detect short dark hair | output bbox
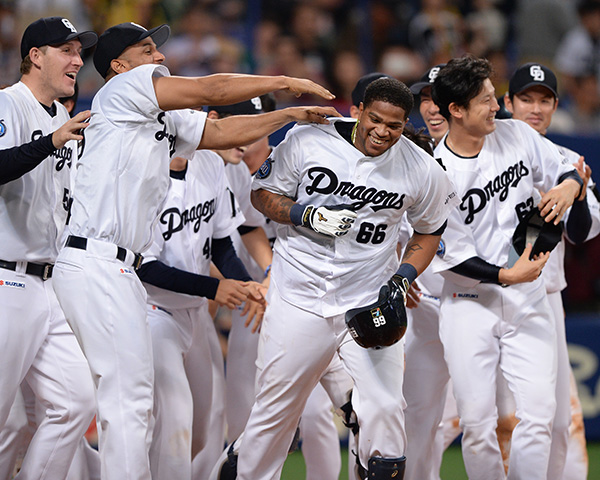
[432,54,493,120]
[363,77,414,119]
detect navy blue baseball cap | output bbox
[509,63,558,99]
[21,17,97,59]
[208,97,264,116]
[351,73,390,107]
[93,22,170,78]
[410,64,446,95]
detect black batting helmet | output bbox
[345,281,408,349]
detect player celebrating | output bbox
[0,16,98,479]
[51,21,340,480]
[503,62,600,480]
[238,77,459,480]
[136,149,264,480]
[430,55,582,479]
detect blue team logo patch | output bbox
[436,239,445,257]
[256,157,272,179]
[0,120,6,137]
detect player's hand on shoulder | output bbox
[285,106,342,125]
[52,110,91,149]
[302,204,357,237]
[499,243,549,285]
[282,76,335,100]
[214,279,252,309]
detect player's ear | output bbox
[207,110,219,120]
[504,93,514,114]
[110,58,128,75]
[28,47,43,68]
[448,102,462,119]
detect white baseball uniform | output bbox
[141,149,241,480]
[432,119,577,480]
[52,63,207,480]
[224,160,348,480]
[400,216,454,480]
[238,117,458,479]
[493,139,600,480]
[0,81,96,479]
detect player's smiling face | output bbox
[505,86,557,135]
[355,100,407,157]
[117,38,165,71]
[419,86,447,144]
[460,78,499,137]
[38,40,83,99]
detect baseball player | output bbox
[430,55,583,479]
[401,64,460,480]
[210,98,349,480]
[502,62,600,479]
[136,149,264,480]
[0,16,98,479]
[50,20,339,480]
[238,77,459,480]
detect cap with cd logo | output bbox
[409,64,446,95]
[21,17,98,59]
[93,22,170,78]
[509,63,558,98]
[208,97,264,116]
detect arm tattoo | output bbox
[402,240,423,262]
[252,189,296,225]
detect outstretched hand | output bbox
[241,281,267,333]
[286,106,342,125]
[52,110,91,149]
[499,243,549,285]
[283,76,336,100]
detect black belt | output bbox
[0,259,53,280]
[65,235,144,270]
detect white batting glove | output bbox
[302,204,357,237]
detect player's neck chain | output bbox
[351,120,359,146]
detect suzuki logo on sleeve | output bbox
[530,65,545,82]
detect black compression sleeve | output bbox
[566,198,592,244]
[212,236,252,281]
[136,260,220,299]
[238,225,258,236]
[415,220,447,236]
[0,134,55,185]
[450,256,501,284]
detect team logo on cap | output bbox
[251,97,262,111]
[530,65,545,82]
[0,120,5,137]
[428,67,441,83]
[61,18,77,33]
[256,157,272,179]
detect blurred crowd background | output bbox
[2,0,599,311]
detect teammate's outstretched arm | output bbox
[198,106,341,150]
[153,74,335,111]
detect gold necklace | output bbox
[351,120,359,145]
